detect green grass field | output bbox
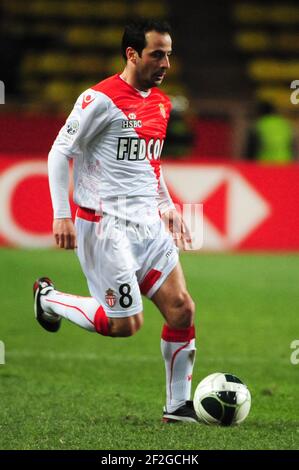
[0,249,298,450]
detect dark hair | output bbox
[121,19,171,61]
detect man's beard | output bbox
[136,70,159,91]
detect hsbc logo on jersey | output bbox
[122,119,142,129]
[117,137,164,161]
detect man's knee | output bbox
[169,292,195,329]
[109,312,144,337]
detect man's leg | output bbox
[34,277,143,337]
[151,262,197,420]
[35,211,145,338]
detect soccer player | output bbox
[33,20,198,423]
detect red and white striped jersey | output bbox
[51,74,172,224]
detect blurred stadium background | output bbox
[0,0,299,249]
[0,0,299,450]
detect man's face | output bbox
[134,31,172,90]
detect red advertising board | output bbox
[0,155,298,250]
[162,161,299,251]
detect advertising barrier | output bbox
[0,155,298,250]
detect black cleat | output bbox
[33,277,61,333]
[162,400,199,423]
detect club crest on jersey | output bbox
[159,103,166,118]
[105,288,117,308]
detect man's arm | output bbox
[48,88,110,249]
[158,169,175,215]
[159,170,192,250]
[48,148,77,249]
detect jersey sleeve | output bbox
[48,148,71,218]
[50,88,111,158]
[158,169,175,215]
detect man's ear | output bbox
[126,47,138,64]
[132,51,139,64]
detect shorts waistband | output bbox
[76,207,101,222]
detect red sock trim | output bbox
[94,306,110,336]
[161,324,195,342]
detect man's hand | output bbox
[53,218,77,250]
[162,209,192,251]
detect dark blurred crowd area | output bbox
[0,0,299,162]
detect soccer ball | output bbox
[193,372,251,426]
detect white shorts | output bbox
[75,207,179,318]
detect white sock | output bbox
[161,325,196,413]
[41,290,100,332]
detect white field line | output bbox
[4,350,291,366]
